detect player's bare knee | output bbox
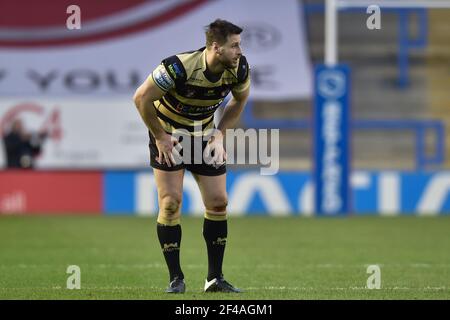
[160,195,181,216]
[206,195,228,213]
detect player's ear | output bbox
[212,42,221,55]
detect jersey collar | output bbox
[201,48,224,83]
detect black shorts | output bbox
[148,131,226,176]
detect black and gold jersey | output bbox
[149,47,250,136]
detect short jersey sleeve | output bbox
[150,55,187,92]
[232,56,251,94]
[151,64,175,92]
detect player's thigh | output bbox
[192,172,227,212]
[154,168,185,208]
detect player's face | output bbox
[218,34,242,68]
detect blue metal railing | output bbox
[398,9,428,87]
[354,119,444,169]
[238,3,443,170]
[303,4,428,87]
[242,100,445,170]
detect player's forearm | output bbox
[134,95,166,139]
[216,98,246,136]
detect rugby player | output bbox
[133,19,250,293]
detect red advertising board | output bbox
[0,171,102,214]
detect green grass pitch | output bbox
[0,215,449,299]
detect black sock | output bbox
[203,218,227,281]
[157,223,184,282]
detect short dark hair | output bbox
[205,19,243,46]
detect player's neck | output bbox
[205,49,225,75]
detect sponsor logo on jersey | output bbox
[189,77,203,83]
[185,88,196,98]
[153,65,174,91]
[171,101,222,115]
[168,63,184,79]
[205,89,216,97]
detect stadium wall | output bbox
[1,170,450,215]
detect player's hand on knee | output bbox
[213,144,226,168]
[155,133,178,167]
[205,135,226,168]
